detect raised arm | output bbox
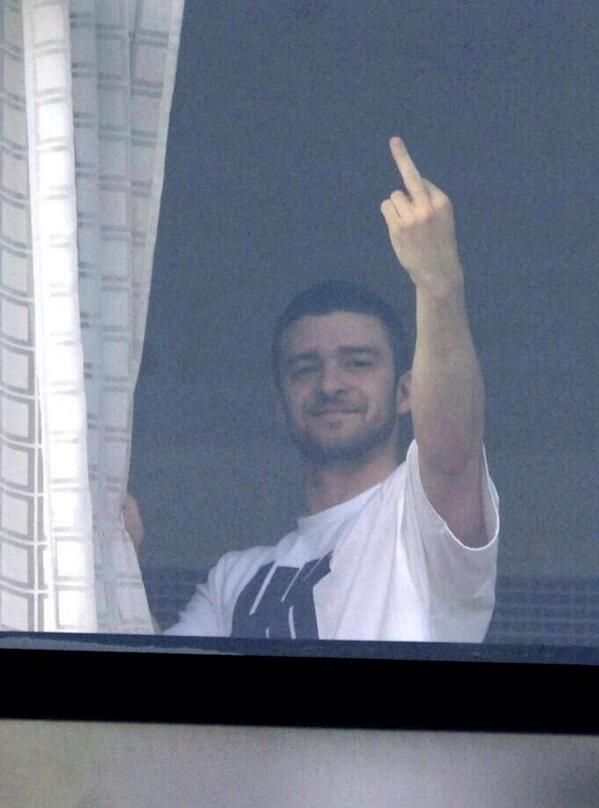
[380,137,486,547]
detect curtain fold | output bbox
[0,0,184,632]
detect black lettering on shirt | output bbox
[231,553,332,639]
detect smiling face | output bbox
[277,311,410,467]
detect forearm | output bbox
[381,137,489,542]
[410,277,485,476]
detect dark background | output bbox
[130,1,597,595]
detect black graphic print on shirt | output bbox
[231,553,332,639]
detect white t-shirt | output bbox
[166,441,499,642]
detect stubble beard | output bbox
[288,409,400,468]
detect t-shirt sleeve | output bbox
[163,570,222,637]
[403,440,500,642]
[162,545,275,637]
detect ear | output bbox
[275,394,287,426]
[395,370,411,415]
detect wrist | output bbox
[414,273,465,306]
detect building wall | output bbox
[0,721,597,807]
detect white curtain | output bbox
[0,0,184,632]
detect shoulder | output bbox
[401,438,499,550]
[368,454,408,505]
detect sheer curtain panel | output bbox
[0,0,184,631]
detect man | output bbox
[132,137,499,641]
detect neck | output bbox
[303,448,399,515]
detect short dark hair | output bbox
[271,279,411,389]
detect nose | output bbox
[317,362,347,396]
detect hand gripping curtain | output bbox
[0,0,184,632]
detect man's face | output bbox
[277,312,409,466]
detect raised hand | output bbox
[380,137,463,296]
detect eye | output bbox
[345,358,374,370]
[289,363,318,380]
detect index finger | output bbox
[389,137,428,202]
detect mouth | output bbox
[309,408,362,420]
